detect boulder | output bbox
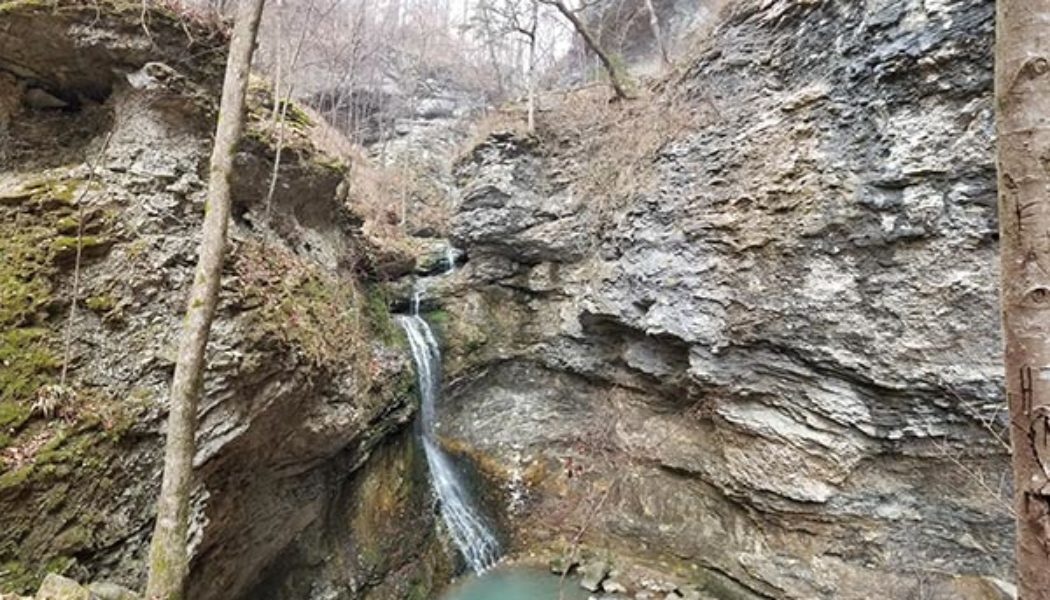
[86,582,139,600]
[579,560,610,592]
[34,575,89,600]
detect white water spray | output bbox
[397,247,501,573]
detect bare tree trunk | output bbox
[266,0,316,214]
[997,2,1050,597]
[642,0,669,68]
[540,0,628,100]
[144,0,266,598]
[478,3,506,99]
[526,0,538,131]
[270,0,284,128]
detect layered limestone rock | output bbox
[0,3,440,599]
[248,429,456,600]
[435,0,1012,598]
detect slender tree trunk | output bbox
[541,0,628,99]
[271,0,284,128]
[642,0,669,68]
[144,0,266,598]
[997,2,1050,597]
[526,0,538,132]
[266,0,316,214]
[481,8,506,100]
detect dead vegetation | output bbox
[0,0,232,41]
[538,83,708,221]
[454,80,712,239]
[233,238,368,371]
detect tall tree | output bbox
[997,1,1050,596]
[474,0,540,128]
[540,0,628,100]
[144,0,266,598]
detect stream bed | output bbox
[438,565,592,600]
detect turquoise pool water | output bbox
[438,566,592,600]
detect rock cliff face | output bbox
[436,0,1011,598]
[0,4,445,599]
[0,0,1017,599]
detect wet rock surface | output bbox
[438,0,1010,598]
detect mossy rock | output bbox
[233,240,380,374]
[362,284,401,347]
[34,573,89,600]
[274,100,313,129]
[0,171,133,595]
[83,295,115,314]
[0,420,134,593]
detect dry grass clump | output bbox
[347,155,411,241]
[537,82,708,222]
[245,77,448,275]
[343,148,454,274]
[143,0,233,35]
[453,81,709,235]
[456,106,535,162]
[243,78,348,171]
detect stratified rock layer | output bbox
[439,1,1011,598]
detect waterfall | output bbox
[445,245,456,272]
[397,255,501,573]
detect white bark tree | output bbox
[144,0,266,598]
[997,1,1050,596]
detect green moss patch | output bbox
[0,175,116,410]
[0,172,125,546]
[0,329,59,421]
[0,418,136,594]
[0,208,62,448]
[242,79,347,176]
[363,284,400,346]
[83,294,116,313]
[275,100,313,129]
[0,176,111,420]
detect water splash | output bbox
[397,261,501,573]
[445,244,457,272]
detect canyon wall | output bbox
[436,0,1012,598]
[0,4,446,598]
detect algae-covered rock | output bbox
[29,575,138,600]
[579,560,609,592]
[246,428,455,600]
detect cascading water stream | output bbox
[397,249,501,573]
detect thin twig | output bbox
[265,0,317,217]
[558,478,617,600]
[934,436,1015,519]
[60,131,114,387]
[938,378,1012,453]
[140,0,154,42]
